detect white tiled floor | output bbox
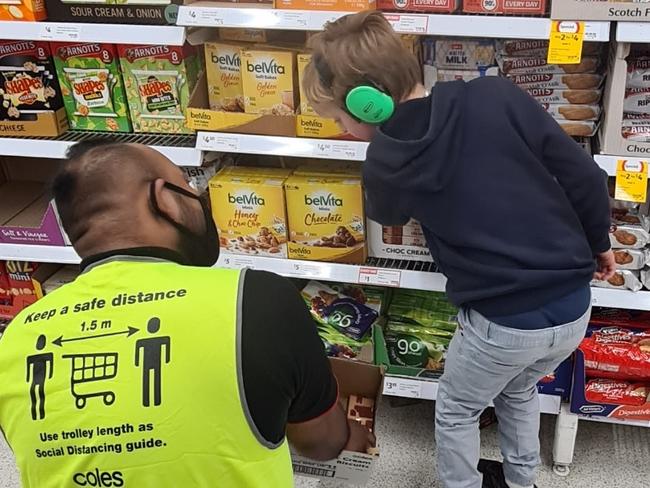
[2,399,650,487]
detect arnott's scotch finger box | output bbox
[51,42,131,132]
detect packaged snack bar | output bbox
[624,87,650,115]
[585,379,650,407]
[556,120,597,137]
[541,104,600,121]
[329,283,386,314]
[301,280,379,341]
[609,224,650,249]
[580,332,650,381]
[433,39,495,70]
[384,321,451,373]
[297,53,316,116]
[622,119,650,142]
[497,55,600,75]
[627,57,650,90]
[118,44,197,134]
[591,270,643,292]
[208,171,289,258]
[51,42,131,132]
[612,207,650,232]
[614,249,650,270]
[204,42,244,112]
[284,174,366,263]
[525,88,601,105]
[387,289,458,330]
[496,40,600,58]
[0,41,64,124]
[509,73,603,90]
[433,67,499,83]
[241,48,296,115]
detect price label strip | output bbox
[358,267,401,287]
[383,14,428,34]
[547,20,584,65]
[384,377,422,399]
[615,159,648,203]
[39,24,81,41]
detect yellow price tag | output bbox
[547,21,585,65]
[615,159,648,203]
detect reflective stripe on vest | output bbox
[0,260,293,488]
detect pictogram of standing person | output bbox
[26,334,54,421]
[135,317,171,407]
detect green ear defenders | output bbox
[313,54,395,125]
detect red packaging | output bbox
[0,262,10,306]
[463,0,546,15]
[590,308,650,329]
[0,261,39,319]
[580,333,650,381]
[377,0,459,12]
[585,379,650,406]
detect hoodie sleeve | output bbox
[363,170,410,226]
[505,81,611,255]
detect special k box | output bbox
[284,174,366,264]
[276,0,375,11]
[51,42,131,132]
[208,171,289,259]
[0,0,47,21]
[241,48,297,116]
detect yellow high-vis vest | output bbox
[0,259,293,488]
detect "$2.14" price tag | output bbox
[547,21,584,65]
[615,159,648,203]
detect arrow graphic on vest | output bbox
[52,327,139,347]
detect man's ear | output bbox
[151,178,182,224]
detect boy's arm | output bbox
[506,81,611,255]
[362,172,410,226]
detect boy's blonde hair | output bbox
[303,11,421,111]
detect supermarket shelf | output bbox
[579,414,650,429]
[0,132,203,166]
[616,22,650,43]
[591,287,650,311]
[0,245,80,265]
[382,376,562,415]
[196,131,369,160]
[0,21,186,45]
[177,7,610,40]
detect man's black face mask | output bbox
[150,181,220,267]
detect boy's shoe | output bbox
[477,459,538,488]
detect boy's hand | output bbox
[344,419,376,454]
[594,250,616,281]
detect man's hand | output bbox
[594,250,616,281]
[344,419,376,454]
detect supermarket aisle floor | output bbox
[1,399,649,487]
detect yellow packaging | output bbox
[241,49,296,115]
[284,175,366,263]
[219,28,267,43]
[297,53,317,116]
[204,42,244,112]
[218,166,294,178]
[293,161,360,177]
[209,173,289,259]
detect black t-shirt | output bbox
[80,249,337,445]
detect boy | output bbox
[302,11,615,488]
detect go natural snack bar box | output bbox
[208,171,289,259]
[118,44,199,134]
[51,42,131,132]
[0,41,67,137]
[284,174,366,264]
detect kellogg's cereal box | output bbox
[284,175,366,264]
[0,0,46,21]
[0,41,65,135]
[241,49,296,116]
[118,44,198,134]
[209,170,289,258]
[51,42,131,132]
[204,42,244,112]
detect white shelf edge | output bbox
[382,376,561,414]
[0,245,80,265]
[616,22,650,43]
[0,21,186,45]
[578,413,650,429]
[0,138,203,167]
[197,132,369,161]
[176,7,609,40]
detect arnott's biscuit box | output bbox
[44,0,182,25]
[284,174,366,264]
[0,41,67,137]
[51,42,131,132]
[118,44,199,134]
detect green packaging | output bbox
[51,42,131,132]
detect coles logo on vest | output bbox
[73,468,124,487]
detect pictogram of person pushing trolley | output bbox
[135,317,171,407]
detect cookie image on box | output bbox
[117,44,198,134]
[51,42,131,132]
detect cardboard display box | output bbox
[187,71,297,136]
[600,42,650,158]
[537,356,573,400]
[463,0,546,15]
[0,0,47,21]
[0,157,69,246]
[377,0,459,13]
[0,261,61,320]
[552,1,650,21]
[292,357,381,485]
[44,0,183,25]
[0,40,68,137]
[367,218,433,262]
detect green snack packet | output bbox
[65,68,117,117]
[388,289,458,329]
[134,69,184,118]
[385,329,447,372]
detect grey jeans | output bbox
[435,306,590,488]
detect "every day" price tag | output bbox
[615,159,648,203]
[547,21,585,65]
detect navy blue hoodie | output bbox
[363,77,610,317]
